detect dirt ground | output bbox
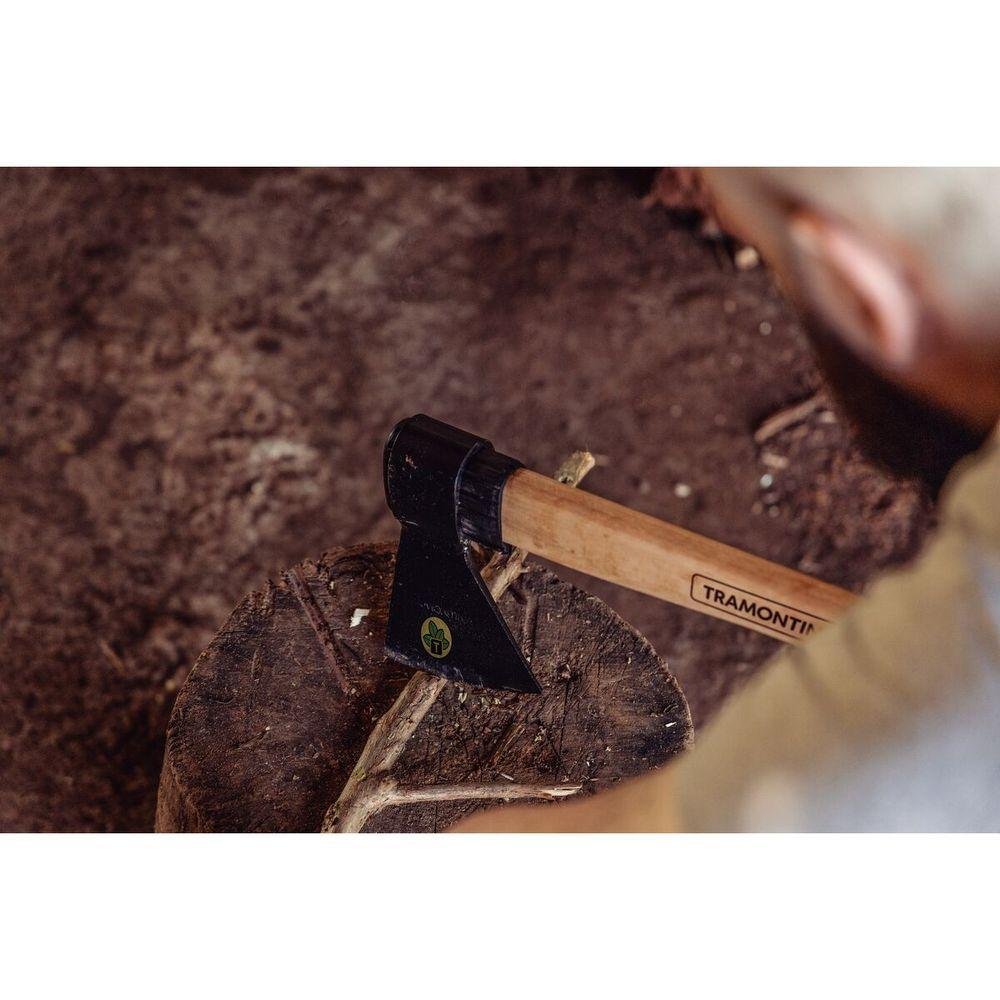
[0,168,935,831]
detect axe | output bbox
[384,414,855,693]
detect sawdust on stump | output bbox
[155,543,692,832]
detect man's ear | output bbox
[787,209,923,373]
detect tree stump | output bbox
[155,543,692,832]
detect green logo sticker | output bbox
[421,617,452,658]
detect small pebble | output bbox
[759,473,774,489]
[758,321,772,335]
[349,607,370,628]
[735,246,760,270]
[674,483,692,499]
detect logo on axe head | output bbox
[421,617,452,658]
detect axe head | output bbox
[383,414,541,694]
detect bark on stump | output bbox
[156,543,692,832]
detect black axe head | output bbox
[382,414,541,694]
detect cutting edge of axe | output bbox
[383,414,857,693]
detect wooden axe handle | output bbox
[502,469,855,643]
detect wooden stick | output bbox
[321,450,596,833]
[333,778,582,833]
[502,469,855,643]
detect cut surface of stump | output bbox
[156,543,692,832]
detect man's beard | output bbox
[801,314,990,497]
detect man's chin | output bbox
[801,316,990,497]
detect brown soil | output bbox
[0,168,935,831]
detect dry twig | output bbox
[322,450,596,833]
[753,391,827,444]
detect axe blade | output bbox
[386,526,541,693]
